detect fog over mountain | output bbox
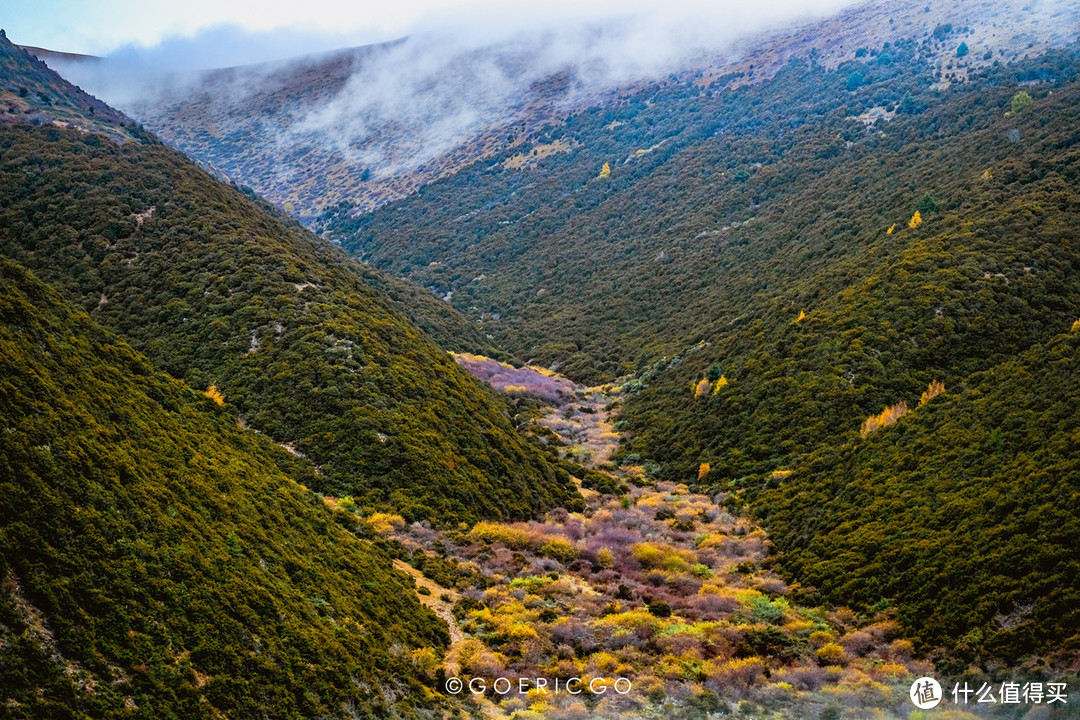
[41,0,858,196]
[35,0,1076,227]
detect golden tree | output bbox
[918,380,945,407]
[204,384,225,405]
[908,211,922,229]
[598,162,611,179]
[860,402,909,436]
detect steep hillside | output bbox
[358,264,511,360]
[0,257,448,718]
[330,42,1080,377]
[0,32,579,524]
[762,328,1080,670]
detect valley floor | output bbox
[327,362,1046,719]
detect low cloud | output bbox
[50,0,862,183]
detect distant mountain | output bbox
[58,0,1079,225]
[0,257,448,717]
[101,36,580,224]
[0,30,579,524]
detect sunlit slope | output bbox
[0,258,448,718]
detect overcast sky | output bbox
[5,0,858,65]
[6,0,429,54]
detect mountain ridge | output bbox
[52,0,1080,224]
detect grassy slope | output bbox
[0,257,448,718]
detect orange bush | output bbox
[816,643,848,665]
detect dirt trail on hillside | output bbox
[392,559,463,644]
[393,559,506,718]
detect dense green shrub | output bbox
[0,258,448,717]
[0,122,580,525]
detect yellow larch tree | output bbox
[918,380,945,407]
[908,210,922,229]
[860,402,909,437]
[204,384,225,405]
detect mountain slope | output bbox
[762,327,1080,668]
[0,257,447,718]
[321,34,1080,666]
[0,32,579,524]
[326,40,1080,382]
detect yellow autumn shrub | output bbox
[468,521,533,548]
[918,380,945,407]
[816,642,848,665]
[367,512,406,535]
[861,401,909,436]
[204,384,225,405]
[539,536,578,563]
[631,542,697,573]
